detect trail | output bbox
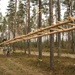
[11,50,75,59]
[30,51,75,59]
[0,48,75,59]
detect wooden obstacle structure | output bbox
[0,17,75,45]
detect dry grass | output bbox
[0,52,75,75]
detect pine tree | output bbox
[57,0,61,57]
[49,0,54,69]
[17,0,26,35]
[0,14,7,39]
[70,0,75,53]
[26,0,30,56]
[63,0,75,53]
[6,0,15,37]
[37,0,42,60]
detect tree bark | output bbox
[37,0,42,60]
[13,0,17,53]
[49,0,54,69]
[26,0,30,56]
[57,0,61,57]
[70,0,75,53]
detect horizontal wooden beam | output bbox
[1,26,75,45]
[9,18,74,40]
[67,23,75,26]
[57,26,65,30]
[0,17,75,45]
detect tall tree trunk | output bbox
[24,1,28,54]
[57,0,61,57]
[13,0,17,52]
[24,40,27,54]
[24,26,27,54]
[67,0,71,49]
[37,0,42,60]
[8,23,10,40]
[14,0,17,38]
[26,0,30,56]
[70,0,75,53]
[72,31,75,53]
[49,0,54,69]
[55,2,58,48]
[61,33,64,48]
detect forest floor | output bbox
[0,49,75,75]
[30,51,75,58]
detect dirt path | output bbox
[0,48,75,59]
[30,51,75,59]
[10,50,75,59]
[0,47,75,59]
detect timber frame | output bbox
[0,16,75,45]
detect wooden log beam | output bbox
[67,23,75,26]
[57,26,65,30]
[2,26,75,45]
[8,18,75,40]
[0,17,75,45]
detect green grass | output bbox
[0,53,75,75]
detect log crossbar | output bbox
[0,17,75,45]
